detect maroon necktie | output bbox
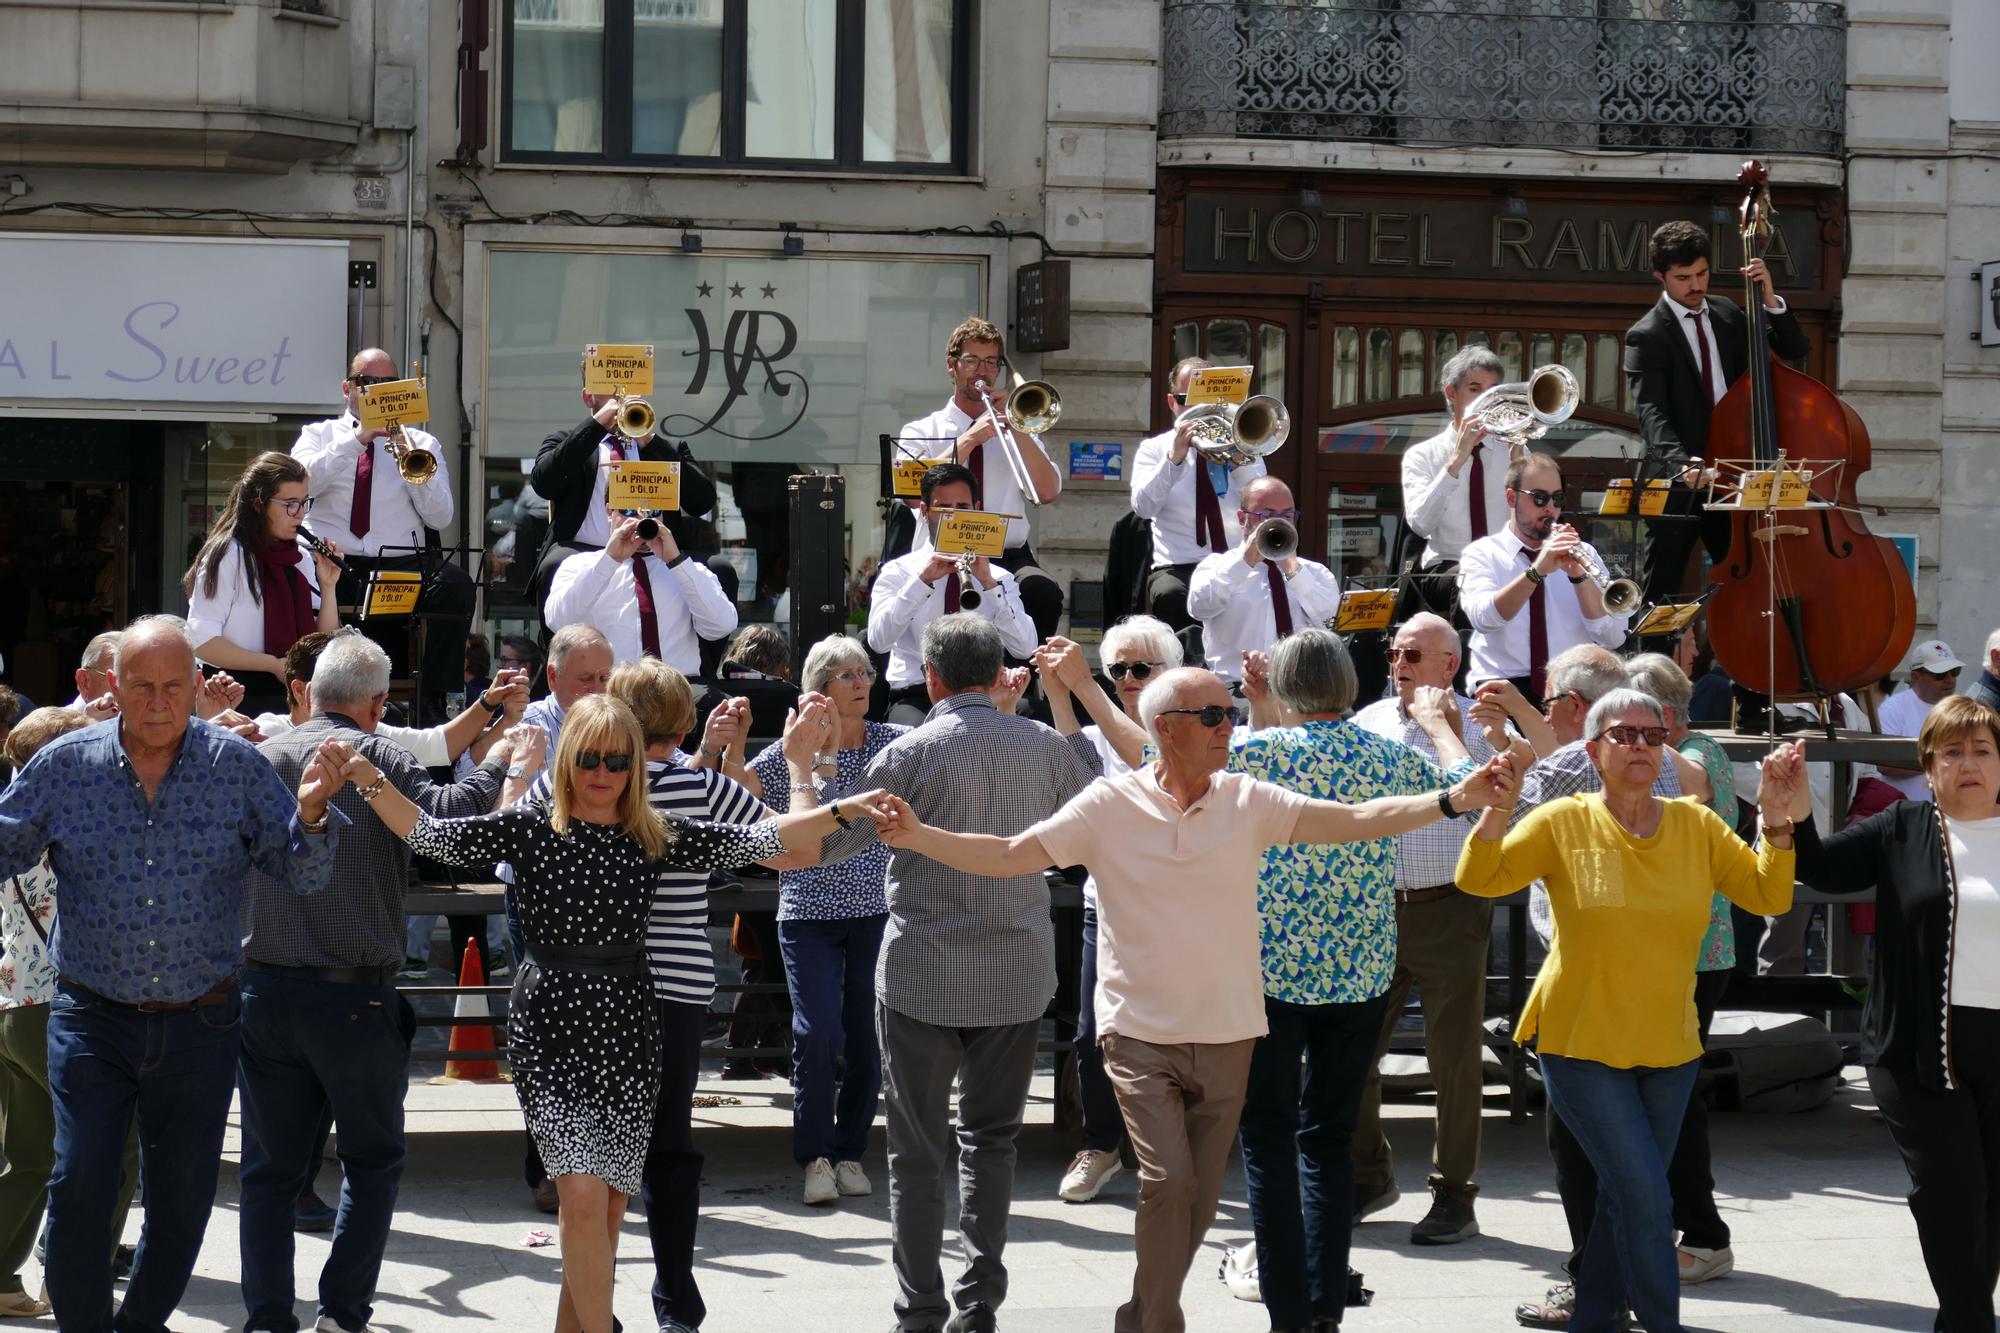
[631,556,663,660]
[943,566,961,614]
[1523,547,1549,700]
[1467,448,1488,541]
[1193,463,1226,552]
[1264,561,1294,637]
[351,435,374,540]
[1688,309,1720,405]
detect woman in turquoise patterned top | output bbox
[1626,652,1737,1282]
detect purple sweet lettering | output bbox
[0,341,21,379]
[106,301,177,384]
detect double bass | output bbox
[1703,160,1915,705]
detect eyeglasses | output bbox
[274,497,313,517]
[953,356,1004,371]
[1540,690,1577,711]
[1519,488,1566,509]
[828,668,875,686]
[1243,508,1302,524]
[1596,725,1669,748]
[1107,661,1163,681]
[1161,705,1234,728]
[497,655,533,667]
[575,750,634,773]
[1385,647,1432,665]
[348,373,397,388]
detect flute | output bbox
[297,524,346,572]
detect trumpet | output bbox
[1174,394,1290,468]
[1462,364,1579,450]
[612,395,656,441]
[384,423,436,484]
[955,554,983,611]
[1253,516,1298,562]
[1571,539,1642,616]
[973,377,1060,508]
[296,524,345,573]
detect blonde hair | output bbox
[547,695,667,860]
[5,706,91,769]
[608,658,697,748]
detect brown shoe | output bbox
[0,1289,50,1318]
[530,1179,559,1214]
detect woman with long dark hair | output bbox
[183,451,341,712]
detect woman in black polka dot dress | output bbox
[334,695,887,1333]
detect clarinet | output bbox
[297,524,347,573]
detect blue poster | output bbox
[1069,440,1124,481]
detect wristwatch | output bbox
[1437,788,1461,819]
[1524,566,1546,586]
[829,800,854,829]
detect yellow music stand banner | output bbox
[1634,603,1703,636]
[362,570,422,618]
[1599,479,1671,516]
[583,344,654,396]
[1184,366,1254,407]
[606,460,682,512]
[933,511,1008,557]
[1736,468,1811,509]
[1333,588,1398,634]
[354,379,429,432]
[892,457,950,498]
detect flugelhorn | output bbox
[973,377,1059,508]
[1254,516,1298,562]
[1573,539,1642,616]
[612,396,656,441]
[954,554,983,611]
[1174,394,1290,468]
[384,422,436,484]
[1461,364,1579,449]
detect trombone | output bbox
[1174,394,1290,468]
[972,376,1060,508]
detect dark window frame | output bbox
[500,0,972,174]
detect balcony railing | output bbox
[1160,0,1846,157]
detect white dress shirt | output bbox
[575,435,646,547]
[185,544,324,659]
[865,548,1036,688]
[1673,295,1787,406]
[543,548,739,674]
[1185,549,1342,683]
[1400,426,1513,566]
[253,712,453,768]
[1458,527,1629,684]
[1128,428,1265,568]
[292,412,455,557]
[895,399,1058,550]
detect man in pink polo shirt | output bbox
[877,666,1517,1333]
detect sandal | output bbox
[0,1289,50,1318]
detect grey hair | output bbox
[1270,628,1358,715]
[548,623,611,673]
[1136,666,1217,744]
[1396,611,1459,650]
[1544,645,1629,706]
[1439,344,1505,394]
[111,615,193,674]
[312,632,392,710]
[1101,615,1184,670]
[1623,651,1693,719]
[1583,688,1666,742]
[921,613,1003,693]
[80,631,122,673]
[802,634,875,695]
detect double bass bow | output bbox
[1702,160,1915,708]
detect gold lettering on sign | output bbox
[1544,218,1591,271]
[1370,213,1411,266]
[1322,212,1362,264]
[1493,216,1537,270]
[1213,206,1261,263]
[1418,215,1454,268]
[1267,209,1320,264]
[1598,219,1648,273]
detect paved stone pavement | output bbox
[120,1068,1939,1332]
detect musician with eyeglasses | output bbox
[543,497,738,675]
[1130,356,1269,632]
[1458,453,1631,702]
[866,463,1035,726]
[183,451,343,714]
[1186,477,1340,696]
[893,317,1064,642]
[292,348,471,722]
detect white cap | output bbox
[1908,639,1965,675]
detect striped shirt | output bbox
[641,761,768,1005]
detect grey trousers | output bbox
[877,1004,1041,1331]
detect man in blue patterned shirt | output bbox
[0,616,347,1333]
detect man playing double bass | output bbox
[1624,220,1810,602]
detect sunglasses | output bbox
[1519,488,1567,509]
[348,373,397,388]
[1596,725,1669,748]
[575,750,634,773]
[274,497,314,517]
[1107,661,1163,681]
[1161,705,1234,728]
[1385,647,1434,665]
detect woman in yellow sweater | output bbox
[1456,688,1804,1333]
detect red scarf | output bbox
[253,538,318,658]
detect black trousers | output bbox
[1868,1005,2000,1333]
[1639,489,1726,603]
[644,998,711,1330]
[1551,967,1732,1277]
[995,543,1061,644]
[335,552,475,721]
[1144,562,1200,633]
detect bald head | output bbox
[1240,476,1295,515]
[347,348,396,380]
[109,616,198,755]
[111,616,195,677]
[1391,612,1461,697]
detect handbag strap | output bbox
[9,876,48,948]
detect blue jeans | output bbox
[236,970,414,1333]
[1075,903,1124,1154]
[1239,991,1390,1331]
[779,913,887,1165]
[45,979,244,1333]
[1539,1053,1700,1333]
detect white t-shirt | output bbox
[1878,686,1942,802]
[1949,814,2000,1009]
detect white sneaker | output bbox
[1058,1148,1125,1203]
[833,1160,872,1197]
[315,1319,386,1333]
[802,1157,838,1206]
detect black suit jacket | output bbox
[1623,293,1810,473]
[529,419,719,563]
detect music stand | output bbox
[357,542,486,722]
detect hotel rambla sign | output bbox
[1184,192,1823,289]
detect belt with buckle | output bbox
[60,973,237,1014]
[1395,883,1460,905]
[245,960,401,988]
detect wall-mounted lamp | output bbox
[781,222,804,257]
[680,221,703,253]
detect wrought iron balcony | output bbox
[1160,0,1845,157]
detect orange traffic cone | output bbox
[439,938,501,1082]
